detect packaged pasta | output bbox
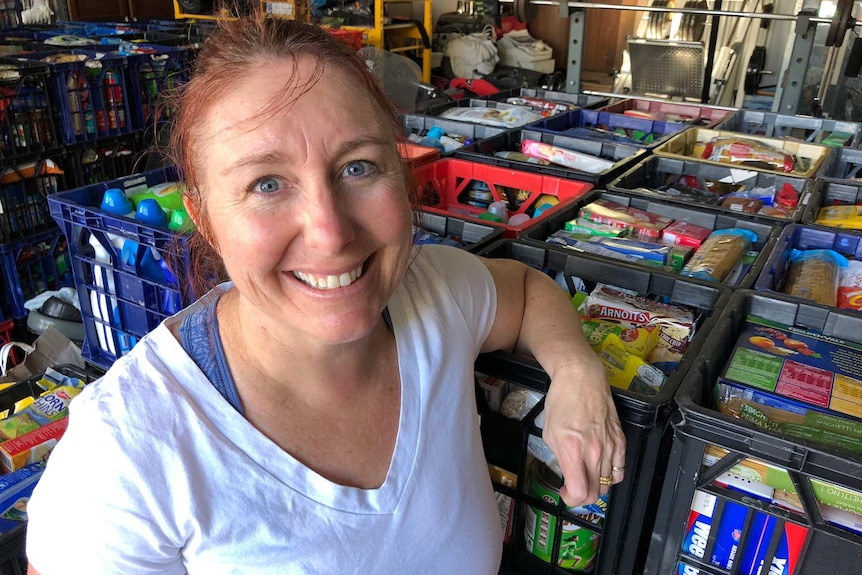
[681,228,758,283]
[781,249,848,307]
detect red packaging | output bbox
[661,220,712,249]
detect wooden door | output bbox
[67,0,131,20]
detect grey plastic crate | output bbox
[400,112,508,154]
[815,146,862,183]
[598,97,735,128]
[453,127,647,186]
[520,188,781,289]
[715,110,862,147]
[801,179,862,226]
[483,88,609,111]
[608,155,816,223]
[414,210,503,253]
[646,289,862,575]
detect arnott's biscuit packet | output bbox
[585,285,695,373]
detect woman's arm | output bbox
[480,257,626,506]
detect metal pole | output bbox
[702,0,722,103]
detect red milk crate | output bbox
[413,158,594,238]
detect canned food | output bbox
[523,459,602,571]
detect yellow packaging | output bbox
[581,319,658,359]
[595,334,666,392]
[815,205,862,230]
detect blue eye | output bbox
[252,176,283,194]
[342,160,376,178]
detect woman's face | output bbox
[192,57,413,345]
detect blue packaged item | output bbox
[0,462,45,535]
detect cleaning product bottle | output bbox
[416,126,447,153]
[118,199,168,353]
[129,181,185,213]
[89,188,135,357]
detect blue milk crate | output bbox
[527,108,689,150]
[0,1,20,31]
[453,126,648,186]
[754,223,862,310]
[48,167,192,370]
[17,49,135,145]
[0,155,66,243]
[0,58,61,159]
[0,227,72,320]
[113,43,190,131]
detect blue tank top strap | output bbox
[178,295,244,414]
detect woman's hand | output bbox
[479,257,626,506]
[541,361,626,506]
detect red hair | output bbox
[165,13,418,298]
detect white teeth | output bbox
[293,264,364,290]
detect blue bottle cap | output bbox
[100,188,134,216]
[135,198,169,227]
[426,126,445,139]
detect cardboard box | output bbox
[0,416,68,473]
[722,315,862,420]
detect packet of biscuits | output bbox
[584,285,695,373]
[781,249,848,307]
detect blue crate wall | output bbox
[0,58,61,159]
[19,49,135,145]
[0,227,72,321]
[119,44,190,131]
[0,155,66,244]
[61,132,144,189]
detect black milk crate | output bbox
[61,132,145,189]
[452,127,647,186]
[0,226,72,321]
[476,239,730,575]
[0,362,104,575]
[48,167,192,370]
[754,223,862,309]
[0,154,66,243]
[815,145,862,183]
[801,179,862,226]
[0,58,60,159]
[414,209,503,253]
[401,112,509,154]
[18,49,135,145]
[481,88,609,112]
[644,289,862,575]
[525,108,688,150]
[520,188,781,289]
[714,109,862,147]
[608,154,816,224]
[597,97,735,128]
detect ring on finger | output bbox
[599,475,613,486]
[612,465,625,472]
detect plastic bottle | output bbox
[416,126,446,153]
[103,69,125,130]
[65,72,83,136]
[129,182,185,213]
[89,188,135,357]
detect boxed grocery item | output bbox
[0,461,45,534]
[682,489,807,575]
[719,315,862,421]
[0,416,68,473]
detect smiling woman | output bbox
[23,10,625,575]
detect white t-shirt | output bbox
[26,246,503,574]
